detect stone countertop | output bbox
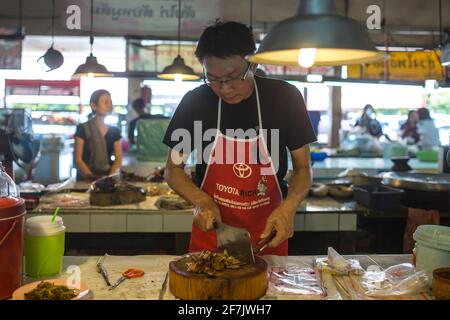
[310,157,438,179]
[29,194,407,217]
[311,157,438,170]
[22,254,414,300]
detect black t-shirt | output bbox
[74,124,121,166]
[162,76,317,196]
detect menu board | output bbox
[62,0,222,37]
[348,50,446,82]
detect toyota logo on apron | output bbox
[232,163,252,179]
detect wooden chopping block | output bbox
[169,255,268,300]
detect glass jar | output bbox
[0,162,18,197]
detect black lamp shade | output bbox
[249,0,383,66]
[72,54,111,78]
[157,55,200,81]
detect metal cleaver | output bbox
[215,222,255,264]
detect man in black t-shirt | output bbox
[163,22,316,256]
[128,97,168,145]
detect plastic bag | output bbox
[314,247,365,276]
[313,247,364,300]
[18,181,45,193]
[45,177,76,193]
[267,264,325,300]
[39,192,89,208]
[359,263,429,298]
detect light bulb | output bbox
[297,48,317,68]
[174,74,183,83]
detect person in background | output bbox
[400,110,420,144]
[355,104,375,128]
[74,89,122,180]
[354,104,390,141]
[128,97,168,145]
[416,107,440,150]
[354,104,383,138]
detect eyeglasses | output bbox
[203,63,252,88]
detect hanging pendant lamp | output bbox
[72,0,111,78]
[249,0,383,67]
[158,0,199,81]
[37,0,64,71]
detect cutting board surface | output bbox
[169,254,268,300]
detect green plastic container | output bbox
[24,215,65,277]
[416,150,439,162]
[136,119,170,162]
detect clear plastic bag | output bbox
[18,181,45,193]
[313,248,431,300]
[45,177,76,193]
[267,264,325,299]
[359,263,429,298]
[314,247,365,276]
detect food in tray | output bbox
[149,167,165,182]
[155,195,194,210]
[120,170,148,182]
[146,183,176,197]
[120,167,166,183]
[309,183,329,197]
[24,281,79,300]
[185,250,246,277]
[327,185,353,199]
[89,175,146,206]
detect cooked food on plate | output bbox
[24,281,78,300]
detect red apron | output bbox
[189,81,288,256]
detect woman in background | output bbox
[400,110,420,143]
[416,108,440,150]
[74,89,122,180]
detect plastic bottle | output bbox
[0,162,19,197]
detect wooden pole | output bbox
[328,67,342,148]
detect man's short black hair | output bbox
[195,21,256,62]
[132,98,146,111]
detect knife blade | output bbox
[159,271,169,300]
[215,222,255,264]
[96,254,111,287]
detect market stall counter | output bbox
[16,253,435,300]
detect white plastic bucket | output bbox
[413,225,450,286]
